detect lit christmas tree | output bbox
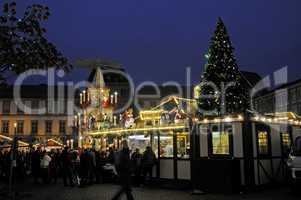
[198,18,249,115]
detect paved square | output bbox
[3,182,298,200]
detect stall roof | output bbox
[0,135,29,147]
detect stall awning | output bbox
[0,135,29,147]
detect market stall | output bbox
[0,134,30,151]
[191,112,301,192]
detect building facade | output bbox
[253,79,301,115]
[0,85,74,144]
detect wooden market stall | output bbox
[85,111,301,192]
[191,112,301,192]
[0,134,30,151]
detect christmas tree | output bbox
[198,18,249,115]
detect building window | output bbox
[290,88,297,103]
[2,100,11,114]
[17,121,24,134]
[281,132,292,156]
[31,121,38,135]
[258,131,270,155]
[45,121,52,135]
[209,124,232,156]
[16,104,24,114]
[59,120,66,134]
[297,104,301,115]
[32,100,39,109]
[177,133,190,158]
[1,121,9,134]
[297,87,301,101]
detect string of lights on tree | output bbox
[198,17,249,115]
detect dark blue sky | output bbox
[17,0,301,84]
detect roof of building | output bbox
[254,78,301,99]
[240,71,262,88]
[0,85,73,99]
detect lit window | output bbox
[159,134,173,158]
[1,121,9,134]
[128,134,150,153]
[212,132,229,155]
[177,133,190,158]
[45,120,52,135]
[17,121,24,134]
[281,132,292,155]
[258,131,269,155]
[210,124,232,155]
[59,120,66,134]
[31,121,38,135]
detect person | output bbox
[49,149,59,184]
[31,148,41,184]
[142,146,156,184]
[98,151,107,182]
[0,151,4,179]
[41,151,52,184]
[79,149,89,187]
[60,147,74,187]
[71,150,81,185]
[107,147,115,164]
[111,140,134,200]
[88,149,96,185]
[131,148,142,186]
[95,150,102,184]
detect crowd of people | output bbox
[0,143,157,190]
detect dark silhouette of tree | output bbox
[0,1,71,84]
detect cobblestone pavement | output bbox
[1,182,301,200]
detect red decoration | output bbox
[102,98,109,108]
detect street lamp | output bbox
[9,122,18,197]
[14,122,17,134]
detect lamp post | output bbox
[9,122,18,198]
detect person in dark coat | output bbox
[31,148,41,184]
[79,149,89,187]
[107,147,115,164]
[131,148,142,186]
[111,140,134,200]
[60,147,74,187]
[49,150,59,184]
[142,146,156,184]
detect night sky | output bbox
[16,0,301,85]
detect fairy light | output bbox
[224,117,231,122]
[88,124,186,136]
